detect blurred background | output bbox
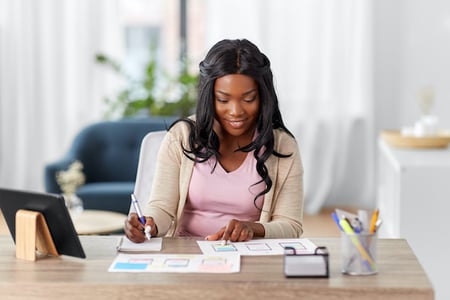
[1,0,450,215]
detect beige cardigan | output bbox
[144,121,304,238]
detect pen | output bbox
[375,219,383,233]
[351,217,363,234]
[331,212,343,231]
[131,193,151,240]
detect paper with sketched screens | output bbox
[197,238,317,256]
[108,253,240,273]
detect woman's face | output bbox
[214,74,260,138]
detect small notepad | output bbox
[116,236,163,252]
[283,246,329,278]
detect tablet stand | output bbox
[15,209,59,261]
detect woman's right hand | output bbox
[124,213,157,243]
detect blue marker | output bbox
[331,212,343,231]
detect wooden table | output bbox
[0,236,433,300]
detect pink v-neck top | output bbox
[178,151,265,237]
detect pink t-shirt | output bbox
[178,151,265,237]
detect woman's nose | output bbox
[229,101,244,116]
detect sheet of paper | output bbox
[335,208,357,220]
[108,253,240,273]
[197,238,317,256]
[116,236,163,252]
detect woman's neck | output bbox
[217,129,255,151]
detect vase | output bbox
[63,193,84,218]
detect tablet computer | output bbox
[0,188,86,258]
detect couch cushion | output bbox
[71,118,173,183]
[76,182,135,214]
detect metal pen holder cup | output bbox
[341,231,378,276]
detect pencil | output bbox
[369,209,379,233]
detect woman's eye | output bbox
[244,97,256,103]
[217,98,228,103]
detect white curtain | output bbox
[205,0,374,214]
[0,0,122,191]
[0,0,374,214]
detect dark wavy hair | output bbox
[172,39,294,208]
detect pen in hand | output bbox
[131,193,151,240]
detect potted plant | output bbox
[95,45,198,119]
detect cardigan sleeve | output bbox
[143,123,190,236]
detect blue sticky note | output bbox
[114,262,147,270]
[213,244,237,252]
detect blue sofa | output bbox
[44,117,175,215]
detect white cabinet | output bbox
[377,138,450,300]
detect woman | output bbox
[125,39,304,243]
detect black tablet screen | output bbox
[0,188,86,258]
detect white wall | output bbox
[1,0,449,209]
[374,2,450,298]
[374,0,450,133]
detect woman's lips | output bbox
[227,120,245,129]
